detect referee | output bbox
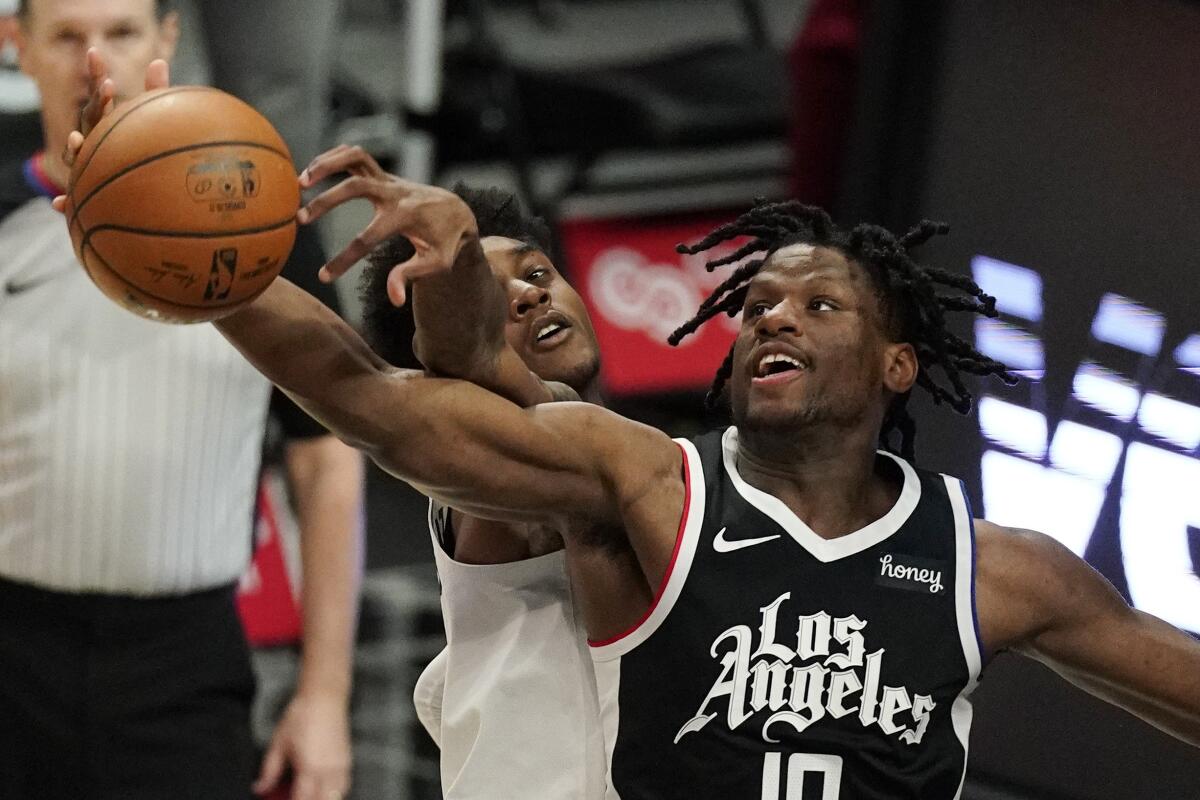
[0,2,363,798]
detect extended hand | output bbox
[50,48,169,212]
[253,692,352,800]
[297,145,479,306]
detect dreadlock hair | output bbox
[670,200,1018,461]
[359,183,553,367]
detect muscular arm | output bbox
[410,234,557,405]
[976,521,1200,747]
[213,277,676,531]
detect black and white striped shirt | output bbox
[0,195,271,594]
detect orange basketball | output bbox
[63,86,299,324]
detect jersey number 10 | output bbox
[761,752,843,799]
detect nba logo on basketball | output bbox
[205,248,238,302]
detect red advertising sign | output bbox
[560,213,747,396]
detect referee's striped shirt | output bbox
[0,197,271,595]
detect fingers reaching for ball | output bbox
[298,146,480,297]
[299,145,387,190]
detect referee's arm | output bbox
[254,227,364,798]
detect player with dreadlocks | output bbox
[669,200,1018,459]
[62,57,1200,799]
[198,155,1200,796]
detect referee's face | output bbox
[482,236,602,393]
[17,0,179,169]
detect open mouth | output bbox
[536,321,567,342]
[531,313,573,351]
[753,352,808,383]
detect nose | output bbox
[755,300,800,338]
[509,280,550,320]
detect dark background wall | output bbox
[845,2,1200,797]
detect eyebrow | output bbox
[511,243,542,257]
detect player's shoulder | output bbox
[976,518,1083,556]
[975,519,1080,580]
[975,519,1122,618]
[975,518,1134,656]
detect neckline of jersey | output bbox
[721,426,922,563]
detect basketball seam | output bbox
[70,140,294,222]
[84,220,294,310]
[82,218,296,244]
[67,86,210,227]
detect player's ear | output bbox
[883,342,917,394]
[155,10,180,62]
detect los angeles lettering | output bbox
[675,591,935,746]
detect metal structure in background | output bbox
[349,568,445,800]
[333,0,446,183]
[439,0,800,225]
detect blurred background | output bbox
[2,1,1198,797]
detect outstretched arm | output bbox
[298,146,558,406]
[976,521,1200,747]
[213,277,677,530]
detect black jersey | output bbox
[590,427,983,800]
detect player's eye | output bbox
[810,298,838,312]
[747,302,772,318]
[526,268,548,282]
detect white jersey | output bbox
[414,501,606,799]
[0,198,270,594]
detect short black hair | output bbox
[18,0,171,18]
[671,200,1018,460]
[360,183,552,367]
[453,183,554,256]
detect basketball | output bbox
[63,86,299,324]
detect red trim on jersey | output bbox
[588,442,691,647]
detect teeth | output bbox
[757,353,804,377]
[536,323,564,341]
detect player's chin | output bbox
[531,345,599,392]
[738,395,814,431]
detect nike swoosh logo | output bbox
[712,526,781,553]
[4,268,72,296]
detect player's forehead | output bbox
[481,236,551,278]
[750,244,864,294]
